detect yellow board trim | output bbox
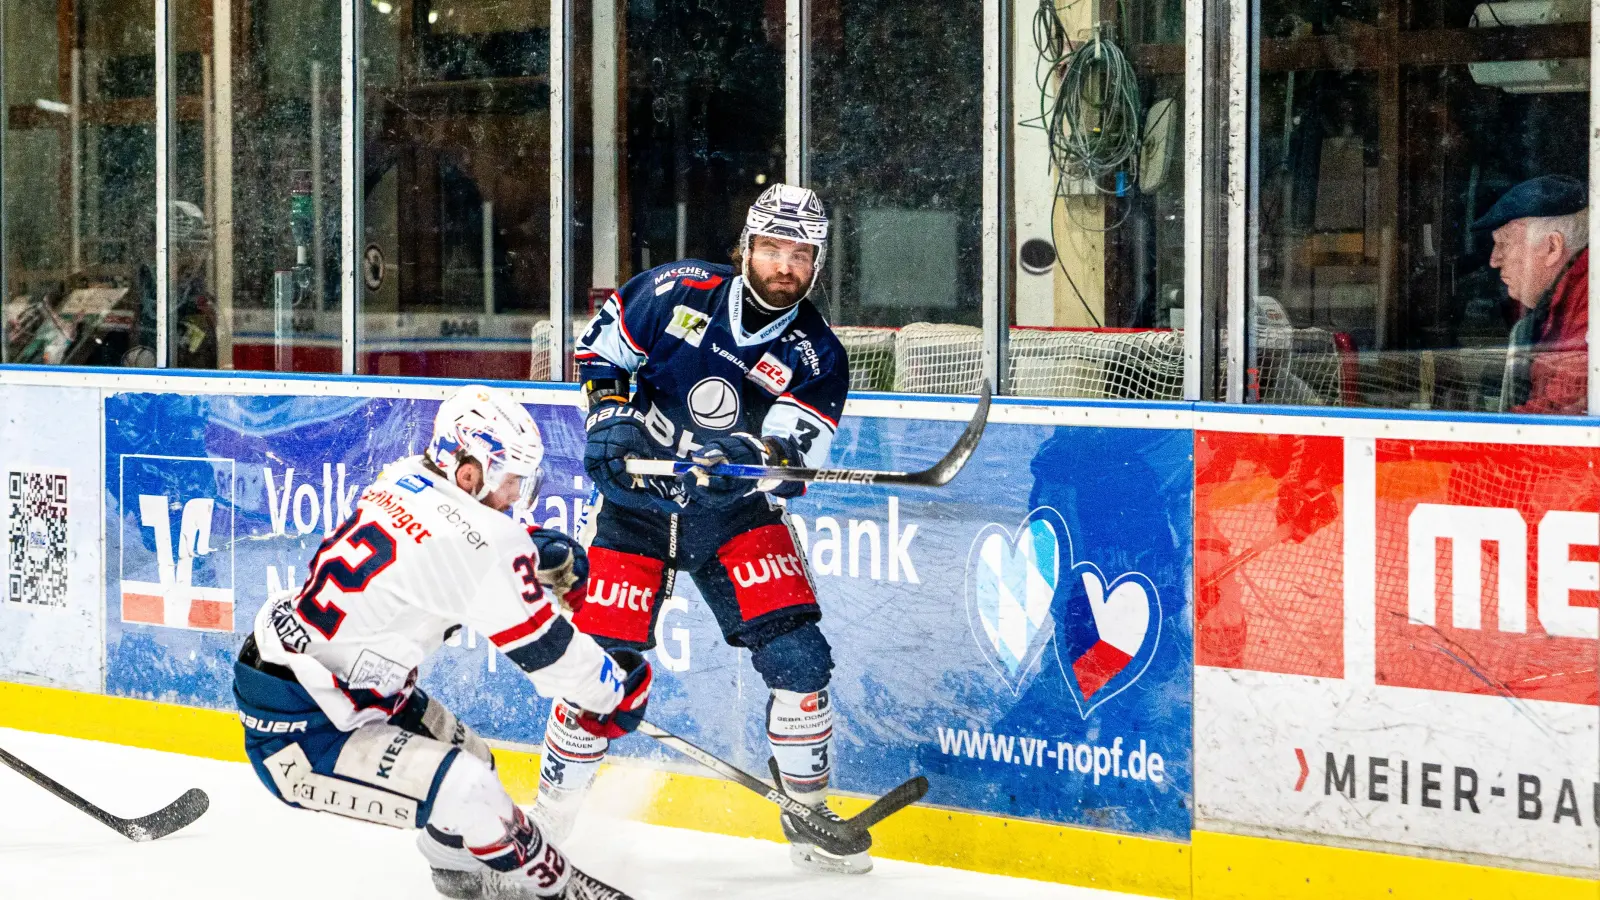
[1191,831,1599,900]
[1,682,1596,899]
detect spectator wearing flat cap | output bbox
[1477,174,1589,415]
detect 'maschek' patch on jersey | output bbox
[665,305,711,347]
[655,265,711,284]
[748,352,794,394]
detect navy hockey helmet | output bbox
[740,184,830,308]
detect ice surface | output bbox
[0,727,1144,899]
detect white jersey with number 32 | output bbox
[252,455,623,731]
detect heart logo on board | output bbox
[1053,562,1162,718]
[963,509,1066,695]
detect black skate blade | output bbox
[118,788,210,841]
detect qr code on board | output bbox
[7,470,69,607]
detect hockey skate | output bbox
[430,866,484,899]
[429,865,633,900]
[477,866,633,900]
[781,801,874,875]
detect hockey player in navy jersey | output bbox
[232,385,651,900]
[533,184,871,874]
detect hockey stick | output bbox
[636,721,928,846]
[624,380,992,487]
[0,745,209,841]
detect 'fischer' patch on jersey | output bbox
[748,352,794,394]
[665,305,711,347]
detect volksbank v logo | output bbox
[119,455,236,632]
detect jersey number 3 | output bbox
[297,517,399,638]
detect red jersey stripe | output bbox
[490,604,556,648]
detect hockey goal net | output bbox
[887,323,1187,399]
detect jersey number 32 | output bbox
[297,516,399,638]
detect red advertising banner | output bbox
[1194,431,1344,676]
[1373,440,1598,705]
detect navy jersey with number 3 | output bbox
[575,261,849,468]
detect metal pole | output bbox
[1224,0,1249,403]
[1589,0,1600,414]
[155,0,173,367]
[549,0,574,380]
[311,60,326,310]
[1182,0,1204,401]
[202,53,214,294]
[213,0,234,368]
[483,200,495,314]
[981,0,1010,394]
[340,0,362,374]
[592,0,619,290]
[785,0,805,185]
[71,49,82,275]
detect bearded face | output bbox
[746,235,817,309]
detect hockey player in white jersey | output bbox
[232,385,652,900]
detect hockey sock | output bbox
[532,700,608,841]
[426,753,573,898]
[767,687,833,805]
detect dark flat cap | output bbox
[1473,174,1588,232]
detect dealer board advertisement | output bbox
[1194,425,1600,872]
[0,384,103,691]
[103,390,1194,839]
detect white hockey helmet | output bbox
[740,183,830,307]
[428,385,545,506]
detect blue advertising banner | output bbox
[104,391,1193,839]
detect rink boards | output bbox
[1,366,1598,899]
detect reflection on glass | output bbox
[4,0,157,366]
[567,0,783,382]
[174,0,343,372]
[1248,2,1590,412]
[809,0,984,352]
[1008,0,1187,400]
[359,0,556,380]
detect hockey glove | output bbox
[680,433,806,508]
[572,649,652,739]
[527,527,589,606]
[752,433,806,500]
[679,433,765,509]
[583,404,686,514]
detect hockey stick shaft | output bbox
[636,721,926,843]
[0,745,209,841]
[625,379,991,487]
[635,722,832,825]
[0,745,125,833]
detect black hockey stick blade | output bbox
[844,773,929,832]
[638,721,927,848]
[0,745,210,841]
[624,378,992,487]
[766,757,927,836]
[118,788,211,842]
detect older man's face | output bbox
[1489,219,1567,308]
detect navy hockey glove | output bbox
[681,433,806,508]
[753,434,806,501]
[572,649,652,739]
[583,404,686,514]
[527,527,589,604]
[679,433,765,509]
